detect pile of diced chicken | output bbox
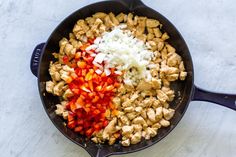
[45,12,187,147]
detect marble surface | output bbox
[0,0,236,157]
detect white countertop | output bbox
[0,0,236,157]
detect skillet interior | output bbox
[38,0,194,156]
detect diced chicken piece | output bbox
[180,71,187,80]
[126,112,137,120]
[132,124,142,132]
[166,74,179,81]
[120,115,130,125]
[140,90,155,98]
[147,108,156,122]
[91,18,103,31]
[118,119,123,127]
[104,15,114,29]
[118,84,126,94]
[136,34,147,42]
[137,16,146,26]
[130,131,142,144]
[130,92,139,101]
[122,125,134,135]
[124,84,134,92]
[159,119,170,127]
[140,108,147,119]
[49,63,62,81]
[55,104,64,115]
[133,16,138,25]
[116,13,126,22]
[179,61,185,71]
[146,119,153,126]
[109,12,119,26]
[124,106,134,112]
[162,78,170,87]
[151,78,162,89]
[69,33,75,39]
[116,126,122,131]
[93,12,107,19]
[59,38,69,47]
[163,108,175,120]
[85,17,95,26]
[158,41,165,51]
[135,106,143,113]
[162,102,169,108]
[143,97,155,107]
[146,127,157,138]
[153,28,162,38]
[161,32,169,41]
[102,118,117,140]
[137,80,152,91]
[64,43,76,56]
[61,101,68,108]
[150,68,159,77]
[63,89,74,100]
[122,99,132,107]
[99,24,106,34]
[62,65,74,73]
[147,27,153,33]
[62,111,68,119]
[112,97,121,106]
[86,30,94,39]
[78,35,88,43]
[161,65,179,75]
[69,38,82,49]
[46,81,55,93]
[146,19,160,28]
[155,107,163,120]
[121,139,130,146]
[91,137,99,143]
[135,17,146,36]
[167,53,182,67]
[162,87,175,101]
[60,70,72,83]
[147,33,154,41]
[53,81,65,96]
[157,90,169,103]
[152,99,161,108]
[152,123,161,130]
[109,137,116,145]
[127,13,134,27]
[73,20,89,37]
[166,44,176,53]
[133,116,145,125]
[147,41,157,51]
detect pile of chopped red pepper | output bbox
[63,40,121,137]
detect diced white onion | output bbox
[104,68,111,76]
[94,53,106,64]
[90,26,154,85]
[95,69,103,75]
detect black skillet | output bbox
[30,0,236,156]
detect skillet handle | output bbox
[192,86,236,111]
[30,43,45,77]
[114,0,145,9]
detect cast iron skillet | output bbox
[30,0,236,156]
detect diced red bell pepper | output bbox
[63,56,69,63]
[67,120,76,129]
[74,126,83,132]
[85,128,94,137]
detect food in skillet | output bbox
[45,12,187,146]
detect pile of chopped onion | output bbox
[87,25,154,85]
